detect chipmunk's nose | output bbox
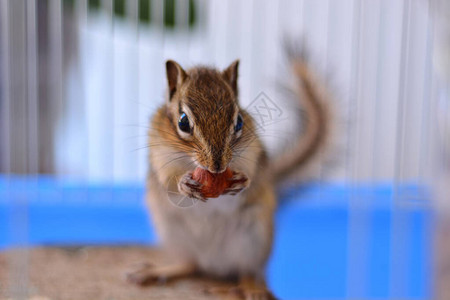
[207,158,227,174]
[206,147,229,173]
[213,160,222,173]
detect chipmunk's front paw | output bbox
[238,287,276,300]
[178,172,206,201]
[126,262,196,286]
[203,285,276,300]
[126,263,161,285]
[223,171,250,196]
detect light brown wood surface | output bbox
[0,246,240,300]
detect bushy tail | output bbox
[270,47,335,184]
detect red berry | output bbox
[192,167,233,198]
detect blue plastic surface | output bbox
[0,177,432,299]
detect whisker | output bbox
[157,155,193,172]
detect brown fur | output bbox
[164,62,240,173]
[128,56,332,299]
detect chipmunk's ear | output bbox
[222,59,239,95]
[166,60,187,101]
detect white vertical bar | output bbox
[0,0,11,174]
[235,0,253,104]
[49,0,63,176]
[370,0,385,182]
[176,0,189,29]
[101,0,113,14]
[401,1,429,182]
[247,0,258,101]
[128,0,139,33]
[262,0,280,86]
[85,5,107,180]
[27,0,38,175]
[326,0,353,180]
[208,0,229,67]
[78,0,88,24]
[104,0,114,181]
[132,0,140,181]
[345,0,361,184]
[75,0,89,209]
[114,0,138,180]
[144,0,166,178]
[249,0,265,100]
[137,0,150,180]
[150,0,165,101]
[418,8,434,183]
[102,0,114,187]
[224,0,240,63]
[279,0,304,38]
[346,0,370,298]
[394,0,411,191]
[204,0,216,65]
[175,0,190,64]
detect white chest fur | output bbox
[160,191,265,277]
[192,193,243,215]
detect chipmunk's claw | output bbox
[178,172,207,201]
[126,263,165,286]
[223,171,250,195]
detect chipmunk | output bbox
[126,49,332,299]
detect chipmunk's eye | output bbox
[235,114,243,132]
[178,112,191,133]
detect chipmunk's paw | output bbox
[126,262,196,286]
[233,286,276,300]
[178,172,206,201]
[203,285,276,300]
[126,263,164,286]
[223,171,250,196]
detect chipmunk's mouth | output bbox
[210,168,227,174]
[193,160,228,174]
